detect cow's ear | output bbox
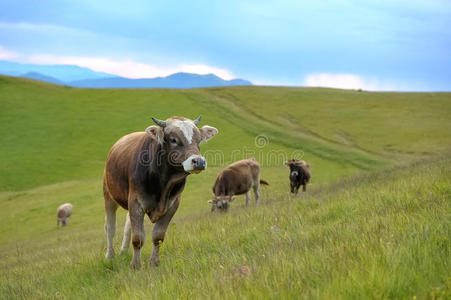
[284,161,290,166]
[145,125,164,144]
[199,126,218,142]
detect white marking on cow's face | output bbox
[170,120,196,144]
[210,197,230,211]
[291,171,299,177]
[182,154,206,173]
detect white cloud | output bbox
[0,21,93,37]
[303,73,397,91]
[0,22,237,79]
[0,45,19,60]
[27,55,172,78]
[178,64,235,80]
[250,78,298,86]
[26,55,235,80]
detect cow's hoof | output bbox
[105,251,114,260]
[149,258,160,267]
[119,248,129,255]
[130,261,141,270]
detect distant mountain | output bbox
[21,72,64,85]
[0,60,115,82]
[69,72,252,88]
[0,60,252,88]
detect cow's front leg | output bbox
[294,183,301,196]
[129,198,145,269]
[149,196,180,267]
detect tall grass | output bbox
[0,157,449,299]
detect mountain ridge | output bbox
[0,60,252,88]
[68,72,252,88]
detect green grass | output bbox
[0,76,370,191]
[0,76,450,299]
[0,156,449,299]
[204,86,451,156]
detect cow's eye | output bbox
[170,138,178,145]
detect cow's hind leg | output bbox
[129,198,145,269]
[120,212,131,254]
[149,196,180,267]
[253,184,260,205]
[104,194,118,260]
[245,191,251,206]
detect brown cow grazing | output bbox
[103,116,218,269]
[57,203,73,227]
[285,159,311,195]
[209,158,269,212]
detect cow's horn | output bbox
[152,117,167,127]
[194,116,202,126]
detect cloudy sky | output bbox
[0,0,450,90]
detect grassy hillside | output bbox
[204,86,451,156]
[0,76,450,299]
[2,76,451,191]
[0,76,376,191]
[0,155,449,299]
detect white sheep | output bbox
[56,203,73,227]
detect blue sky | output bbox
[0,0,450,90]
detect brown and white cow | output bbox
[103,116,218,269]
[209,158,269,212]
[285,159,310,195]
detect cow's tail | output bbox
[260,179,269,186]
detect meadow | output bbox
[0,76,450,299]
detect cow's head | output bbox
[146,116,218,173]
[208,195,235,212]
[285,159,305,177]
[285,159,307,170]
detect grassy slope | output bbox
[0,76,450,299]
[205,86,451,156]
[0,76,370,191]
[0,156,449,299]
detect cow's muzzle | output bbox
[182,155,207,173]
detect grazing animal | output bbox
[285,159,310,194]
[209,158,269,212]
[103,116,218,269]
[57,203,73,227]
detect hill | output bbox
[0,60,114,82]
[20,72,65,85]
[2,76,450,191]
[0,76,450,298]
[68,72,252,88]
[0,60,253,88]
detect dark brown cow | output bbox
[103,116,218,268]
[209,158,269,212]
[285,159,310,195]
